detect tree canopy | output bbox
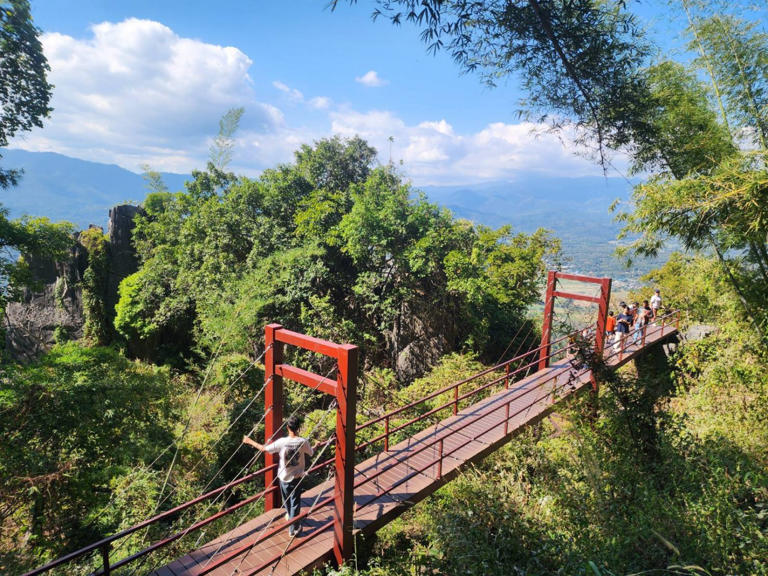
[333,0,652,165]
[115,136,558,374]
[0,0,67,311]
[0,0,52,188]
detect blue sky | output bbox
[6,1,739,185]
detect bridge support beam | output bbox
[264,323,284,511]
[538,270,557,371]
[334,344,358,566]
[262,324,359,567]
[537,271,612,416]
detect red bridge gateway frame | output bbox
[538,270,612,396]
[263,324,358,565]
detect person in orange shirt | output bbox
[605,310,616,349]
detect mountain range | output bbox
[1,149,658,282]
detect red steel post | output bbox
[539,270,557,371]
[437,439,444,479]
[592,278,612,390]
[333,344,358,566]
[593,278,612,360]
[264,324,284,512]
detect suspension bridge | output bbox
[24,272,680,576]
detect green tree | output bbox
[79,227,111,345]
[686,9,768,149]
[0,0,71,315]
[0,343,177,571]
[0,208,74,310]
[615,5,768,337]
[334,0,651,165]
[0,0,52,188]
[120,137,556,375]
[209,107,244,171]
[628,61,735,179]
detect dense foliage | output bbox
[3,2,768,574]
[115,136,558,373]
[0,0,65,315]
[615,4,768,338]
[0,208,74,312]
[79,227,110,345]
[0,344,177,572]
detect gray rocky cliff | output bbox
[3,205,141,361]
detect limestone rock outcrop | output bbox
[3,205,141,361]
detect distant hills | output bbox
[1,149,661,282]
[1,149,188,229]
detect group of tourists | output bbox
[605,289,663,353]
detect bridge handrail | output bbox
[24,310,680,576]
[354,325,593,452]
[190,495,337,576]
[353,361,578,503]
[355,328,580,434]
[21,462,278,576]
[601,309,680,364]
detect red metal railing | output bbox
[355,327,586,454]
[602,309,680,364]
[352,361,583,510]
[21,462,279,576]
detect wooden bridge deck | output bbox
[152,322,677,576]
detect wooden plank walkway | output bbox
[151,322,677,576]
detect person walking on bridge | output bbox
[243,415,313,536]
[605,310,616,349]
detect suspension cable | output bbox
[82,345,270,539]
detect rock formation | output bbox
[3,205,141,361]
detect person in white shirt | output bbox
[243,414,313,536]
[650,289,662,321]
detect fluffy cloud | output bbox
[355,70,388,87]
[8,17,620,184]
[273,81,304,102]
[309,96,332,110]
[330,109,619,185]
[12,18,290,173]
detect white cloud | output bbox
[329,109,624,185]
[355,70,388,87]
[11,18,288,173]
[7,17,623,185]
[309,96,332,109]
[273,80,304,102]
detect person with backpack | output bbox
[615,305,632,353]
[243,414,313,536]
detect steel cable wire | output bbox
[79,346,270,545]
